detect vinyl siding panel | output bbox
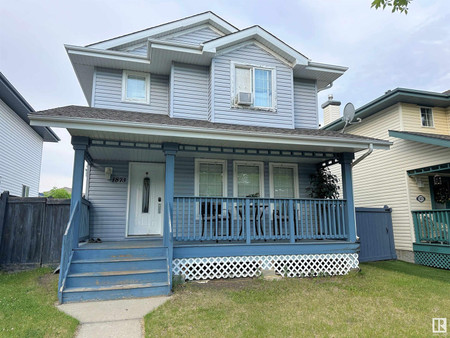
[401,103,449,134]
[213,43,294,129]
[165,27,222,45]
[0,99,43,197]
[88,162,129,241]
[331,104,450,252]
[93,68,169,114]
[114,43,147,56]
[293,79,318,129]
[172,64,209,120]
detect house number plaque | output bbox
[111,176,127,183]
[416,195,425,203]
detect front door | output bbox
[127,162,165,236]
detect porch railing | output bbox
[173,197,347,242]
[412,209,450,244]
[57,200,80,303]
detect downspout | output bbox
[351,144,373,167]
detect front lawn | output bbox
[145,261,449,337]
[0,268,78,337]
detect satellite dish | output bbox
[343,103,355,124]
[341,102,361,133]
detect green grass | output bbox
[145,261,450,337]
[0,268,78,338]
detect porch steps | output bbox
[62,246,170,303]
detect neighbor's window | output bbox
[234,64,274,109]
[195,159,227,197]
[269,163,299,199]
[420,107,434,127]
[122,71,150,104]
[22,185,30,197]
[234,161,264,197]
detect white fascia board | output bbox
[203,26,309,66]
[305,61,348,73]
[87,12,238,50]
[148,39,203,53]
[30,115,391,151]
[65,45,151,65]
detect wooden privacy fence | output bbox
[0,191,90,268]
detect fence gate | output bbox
[356,206,397,262]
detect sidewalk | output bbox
[57,297,169,337]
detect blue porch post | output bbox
[70,136,89,248]
[163,143,178,286]
[341,152,357,242]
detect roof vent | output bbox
[328,94,333,100]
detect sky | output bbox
[0,0,449,192]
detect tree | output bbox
[371,0,411,14]
[44,187,71,199]
[307,167,340,199]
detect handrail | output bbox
[166,202,174,289]
[412,209,449,245]
[173,197,348,243]
[57,200,80,303]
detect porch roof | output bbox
[29,105,391,153]
[389,130,450,148]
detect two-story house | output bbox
[0,72,59,197]
[323,88,449,270]
[29,12,390,303]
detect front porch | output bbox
[47,118,392,303]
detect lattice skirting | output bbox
[414,251,450,270]
[173,253,359,281]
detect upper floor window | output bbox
[233,64,275,110]
[420,107,434,127]
[122,71,150,104]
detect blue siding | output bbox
[88,162,129,241]
[93,68,169,114]
[213,43,294,129]
[294,79,318,129]
[172,64,209,120]
[164,27,222,45]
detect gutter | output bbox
[351,144,374,167]
[29,115,391,150]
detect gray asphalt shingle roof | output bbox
[31,105,390,145]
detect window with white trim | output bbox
[22,185,30,197]
[122,71,150,104]
[233,64,275,109]
[195,159,227,197]
[269,163,299,198]
[420,107,434,127]
[233,161,264,197]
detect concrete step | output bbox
[65,269,168,288]
[62,282,170,303]
[69,256,168,273]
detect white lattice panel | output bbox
[173,253,359,281]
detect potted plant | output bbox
[307,167,340,236]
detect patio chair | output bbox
[200,201,232,240]
[272,209,297,238]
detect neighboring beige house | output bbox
[323,88,449,269]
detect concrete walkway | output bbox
[57,297,169,338]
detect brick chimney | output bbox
[321,94,341,126]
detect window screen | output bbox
[237,165,261,197]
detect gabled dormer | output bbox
[65,12,347,130]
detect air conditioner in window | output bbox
[235,92,252,105]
